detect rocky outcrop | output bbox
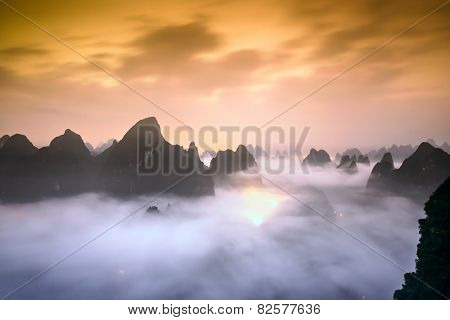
[302,148,331,167]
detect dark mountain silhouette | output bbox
[208,145,256,175]
[393,143,450,191]
[208,145,260,187]
[0,135,10,148]
[0,117,219,202]
[45,129,91,159]
[0,130,95,202]
[0,134,37,157]
[367,153,394,189]
[95,117,213,196]
[394,178,450,299]
[367,143,450,199]
[302,148,331,167]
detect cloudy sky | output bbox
[0,0,449,151]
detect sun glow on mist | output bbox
[243,189,284,226]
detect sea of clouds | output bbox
[0,162,423,299]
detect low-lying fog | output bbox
[0,162,423,299]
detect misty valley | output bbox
[0,165,424,299]
[0,117,449,299]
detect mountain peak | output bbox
[381,152,394,165]
[367,141,450,198]
[0,134,37,156]
[135,117,160,127]
[49,129,90,157]
[415,142,436,154]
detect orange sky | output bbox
[0,0,449,152]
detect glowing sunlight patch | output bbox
[243,189,284,226]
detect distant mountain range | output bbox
[1,124,449,202]
[240,139,449,165]
[336,139,450,163]
[297,143,449,199]
[84,138,117,155]
[0,117,256,202]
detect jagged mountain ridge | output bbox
[367,143,450,200]
[0,117,257,202]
